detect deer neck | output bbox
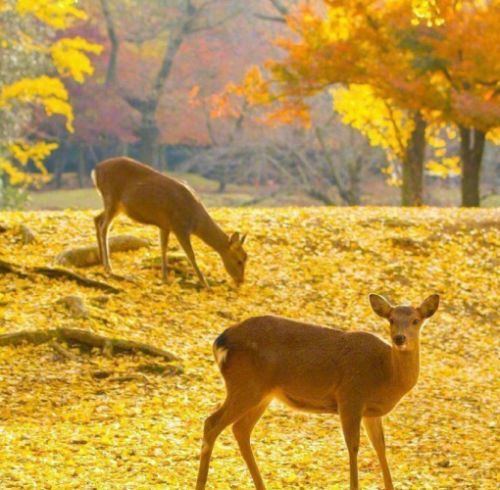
[194,209,230,255]
[390,345,420,394]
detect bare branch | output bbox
[254,13,286,23]
[269,0,290,16]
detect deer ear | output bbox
[229,232,240,246]
[418,294,440,318]
[240,233,247,245]
[369,294,393,319]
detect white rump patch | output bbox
[214,345,228,367]
[91,170,102,198]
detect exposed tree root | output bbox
[0,328,177,361]
[33,267,120,293]
[48,340,79,361]
[0,259,29,278]
[0,259,120,293]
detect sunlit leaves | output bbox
[426,156,460,177]
[0,0,101,192]
[332,83,414,161]
[50,37,102,83]
[16,0,87,29]
[0,207,498,487]
[0,76,74,131]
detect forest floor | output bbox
[0,207,498,489]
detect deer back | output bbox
[93,157,204,231]
[214,316,394,412]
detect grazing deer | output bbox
[196,294,440,489]
[91,157,247,287]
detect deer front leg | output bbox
[160,228,170,283]
[232,401,269,490]
[175,231,209,288]
[339,402,362,490]
[363,416,394,490]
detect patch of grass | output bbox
[482,194,500,208]
[28,188,103,210]
[28,172,253,210]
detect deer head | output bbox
[221,232,247,286]
[370,294,440,351]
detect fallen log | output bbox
[0,328,177,361]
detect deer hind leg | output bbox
[196,391,265,490]
[175,230,208,288]
[363,417,394,490]
[95,204,118,274]
[159,228,170,283]
[339,402,362,490]
[232,401,270,490]
[94,212,105,264]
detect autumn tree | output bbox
[185,67,380,205]
[93,0,242,167]
[407,0,500,206]
[241,0,499,206]
[0,0,101,205]
[180,1,380,205]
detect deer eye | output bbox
[412,319,419,325]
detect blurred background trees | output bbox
[1,0,498,208]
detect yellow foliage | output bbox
[487,127,500,144]
[50,37,102,83]
[324,6,358,42]
[241,66,272,106]
[0,0,101,189]
[0,156,30,185]
[332,84,414,167]
[0,140,56,186]
[16,0,87,29]
[0,75,74,131]
[0,207,497,488]
[426,156,461,177]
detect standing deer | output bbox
[196,294,440,489]
[91,157,247,287]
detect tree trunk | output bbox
[137,112,159,166]
[54,158,66,189]
[346,156,362,205]
[99,0,119,85]
[77,144,86,188]
[401,111,426,206]
[459,126,485,207]
[132,18,188,167]
[217,180,226,193]
[157,146,168,172]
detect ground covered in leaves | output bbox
[0,207,498,489]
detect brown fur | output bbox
[197,294,439,490]
[92,157,247,287]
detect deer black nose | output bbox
[394,335,406,346]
